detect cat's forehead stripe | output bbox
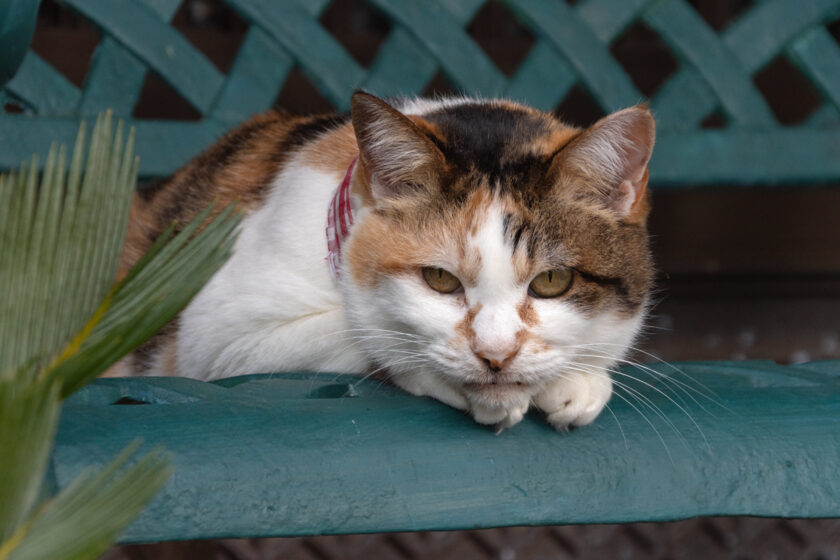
[415,102,579,178]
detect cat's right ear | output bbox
[351,92,446,202]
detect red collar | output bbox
[326,157,358,281]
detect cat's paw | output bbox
[468,392,531,432]
[392,371,470,410]
[533,373,612,431]
[470,401,528,431]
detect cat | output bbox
[118,92,655,431]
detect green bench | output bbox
[4,0,840,542]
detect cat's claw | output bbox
[534,373,612,432]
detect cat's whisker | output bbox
[578,341,718,398]
[320,335,425,372]
[560,361,686,447]
[568,350,722,415]
[302,335,425,388]
[602,367,708,450]
[557,360,687,450]
[359,356,428,384]
[328,327,431,342]
[571,347,729,419]
[605,384,674,463]
[603,402,628,450]
[311,329,430,358]
[559,341,721,406]
[612,357,730,417]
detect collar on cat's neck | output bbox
[326,156,358,281]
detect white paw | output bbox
[533,373,612,431]
[391,371,470,410]
[470,400,529,431]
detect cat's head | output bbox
[341,92,654,415]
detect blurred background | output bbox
[16,0,840,557]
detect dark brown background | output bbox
[22,0,840,557]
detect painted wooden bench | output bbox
[3,0,840,542]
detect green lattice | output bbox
[3,0,840,183]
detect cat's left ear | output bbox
[351,92,446,202]
[558,105,655,222]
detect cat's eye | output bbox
[422,267,462,294]
[529,268,573,298]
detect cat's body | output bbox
[119,93,655,430]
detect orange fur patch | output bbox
[119,110,304,277]
[407,115,445,141]
[517,300,538,327]
[460,188,492,237]
[455,303,481,346]
[527,127,581,158]
[160,338,178,376]
[625,167,651,225]
[299,122,358,174]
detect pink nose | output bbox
[474,346,520,373]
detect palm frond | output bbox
[1,442,171,560]
[0,113,242,558]
[0,371,60,542]
[46,203,241,397]
[0,113,135,376]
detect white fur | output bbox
[170,97,647,431]
[340,201,645,430]
[176,97,469,380]
[177,159,369,380]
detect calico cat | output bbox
[118,92,655,431]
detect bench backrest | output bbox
[2,0,840,182]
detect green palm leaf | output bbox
[0,114,241,559]
[2,443,171,560]
[46,203,240,397]
[0,113,135,376]
[0,370,59,543]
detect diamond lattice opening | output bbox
[3,101,25,115]
[112,397,150,405]
[753,54,820,125]
[687,0,755,32]
[828,17,840,47]
[32,0,102,88]
[421,71,461,98]
[274,68,335,114]
[610,21,679,98]
[172,0,248,74]
[319,0,392,68]
[133,73,202,121]
[701,109,727,129]
[467,0,536,77]
[555,85,606,127]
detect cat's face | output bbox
[341,93,654,425]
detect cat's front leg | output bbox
[393,371,470,411]
[533,371,613,431]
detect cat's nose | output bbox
[474,346,520,373]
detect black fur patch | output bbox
[423,103,551,184]
[274,113,349,158]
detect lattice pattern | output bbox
[4,0,840,181]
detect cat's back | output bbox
[120,109,351,275]
[116,108,362,378]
